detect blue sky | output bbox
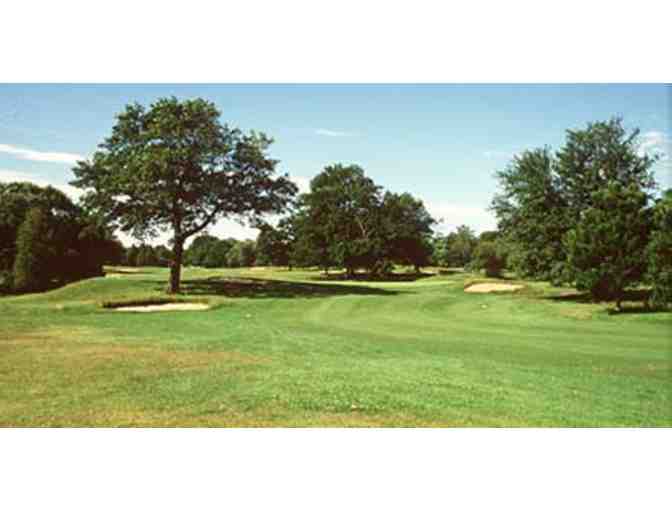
[0,84,669,245]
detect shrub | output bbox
[472,240,506,277]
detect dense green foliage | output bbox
[1,266,669,426]
[471,240,506,277]
[183,235,236,268]
[0,182,119,293]
[71,97,296,292]
[12,208,52,292]
[255,223,291,267]
[491,118,660,304]
[226,240,256,268]
[290,164,435,277]
[565,183,651,307]
[433,225,478,268]
[646,190,672,309]
[491,148,567,280]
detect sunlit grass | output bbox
[1,266,670,426]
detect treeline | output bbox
[490,118,671,309]
[0,182,123,292]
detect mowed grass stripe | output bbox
[0,267,670,426]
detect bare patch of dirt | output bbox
[464,283,524,293]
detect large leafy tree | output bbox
[380,192,435,271]
[492,118,658,285]
[646,189,672,309]
[296,164,384,277]
[71,97,296,293]
[491,147,567,280]
[565,183,652,309]
[556,118,657,219]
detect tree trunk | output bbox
[169,239,184,294]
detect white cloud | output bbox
[290,175,311,194]
[315,128,358,137]
[639,131,670,161]
[426,202,496,234]
[0,168,84,201]
[0,143,85,165]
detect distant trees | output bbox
[255,223,291,267]
[288,164,436,277]
[0,182,116,293]
[491,117,664,307]
[71,97,296,293]
[433,225,478,268]
[471,240,506,278]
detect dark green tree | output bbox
[646,189,672,309]
[184,235,220,266]
[0,182,79,271]
[556,118,657,220]
[380,192,436,272]
[296,164,384,278]
[255,223,291,267]
[492,119,658,284]
[471,240,506,278]
[12,208,53,292]
[202,239,233,268]
[71,97,296,293]
[565,183,652,309]
[491,147,567,280]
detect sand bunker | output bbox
[113,303,210,312]
[464,283,524,293]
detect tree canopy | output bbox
[71,97,296,292]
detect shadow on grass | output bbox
[546,288,668,315]
[308,271,435,283]
[168,276,400,299]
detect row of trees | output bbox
[253,164,436,276]
[8,97,662,309]
[0,182,122,292]
[491,118,671,309]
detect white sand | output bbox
[113,303,210,312]
[464,283,524,293]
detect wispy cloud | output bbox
[0,143,85,165]
[639,130,670,161]
[315,128,358,138]
[0,169,84,201]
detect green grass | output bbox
[1,266,670,426]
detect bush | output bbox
[472,240,506,277]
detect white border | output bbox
[1,1,671,82]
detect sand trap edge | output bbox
[108,303,211,312]
[464,283,525,294]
